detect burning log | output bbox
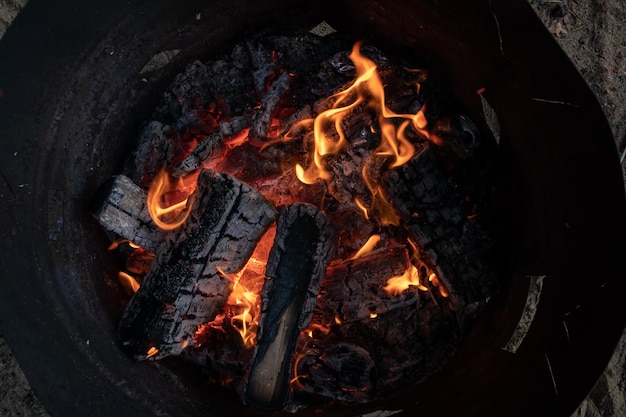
[118,169,277,360]
[90,174,163,253]
[243,203,338,411]
[383,143,497,309]
[319,244,418,323]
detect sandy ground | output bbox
[1,1,625,416]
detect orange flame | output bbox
[215,225,276,347]
[350,234,381,260]
[383,265,428,295]
[429,272,449,298]
[294,41,433,226]
[146,169,196,231]
[118,271,141,294]
[146,347,159,358]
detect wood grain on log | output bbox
[319,245,418,323]
[118,169,277,360]
[90,174,163,253]
[243,203,337,411]
[383,143,496,309]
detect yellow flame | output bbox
[146,169,196,231]
[384,265,428,295]
[429,273,449,298]
[294,41,435,227]
[118,271,141,294]
[108,238,141,251]
[354,197,369,219]
[350,234,381,260]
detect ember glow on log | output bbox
[91,26,499,412]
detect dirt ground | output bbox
[1,1,625,416]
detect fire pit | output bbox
[1,0,625,416]
[89,32,500,411]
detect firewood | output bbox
[130,120,175,188]
[243,203,337,411]
[245,39,280,97]
[90,174,163,253]
[292,343,375,404]
[117,169,277,361]
[383,143,497,309]
[294,292,460,403]
[170,132,223,177]
[248,71,293,146]
[319,245,418,323]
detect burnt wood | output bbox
[118,169,277,360]
[244,203,337,411]
[249,71,293,146]
[90,174,163,253]
[319,244,418,322]
[383,143,497,310]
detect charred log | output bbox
[243,203,337,411]
[249,71,294,146]
[319,245,418,323]
[383,143,497,309]
[118,169,277,360]
[90,174,163,253]
[293,291,460,403]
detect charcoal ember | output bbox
[118,169,277,361]
[171,132,223,178]
[251,32,353,103]
[278,104,314,136]
[249,71,294,146]
[127,121,176,188]
[383,143,497,309]
[206,44,256,115]
[245,37,280,97]
[182,317,256,391]
[297,292,459,402]
[90,174,163,253]
[293,343,375,404]
[214,142,285,183]
[218,114,253,137]
[326,207,377,259]
[170,60,213,114]
[244,203,338,411]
